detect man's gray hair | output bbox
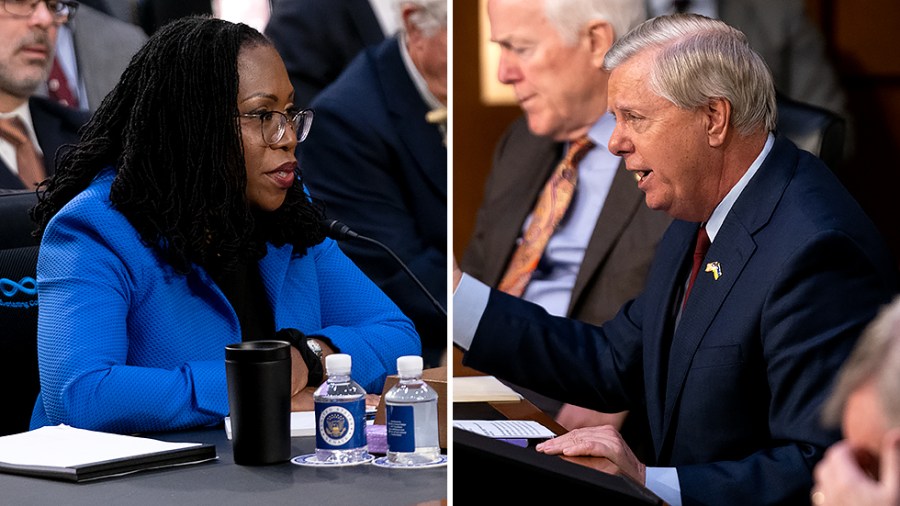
[822,295,900,428]
[399,0,447,37]
[544,0,646,45]
[603,14,777,136]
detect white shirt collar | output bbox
[705,133,775,241]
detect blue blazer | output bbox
[0,97,88,190]
[464,136,899,505]
[302,36,447,357]
[31,171,420,434]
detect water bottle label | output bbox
[386,405,416,453]
[315,399,366,450]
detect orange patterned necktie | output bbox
[0,117,45,189]
[498,135,595,297]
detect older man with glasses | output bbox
[0,0,88,189]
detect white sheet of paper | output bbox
[453,420,555,439]
[224,411,315,439]
[0,425,201,468]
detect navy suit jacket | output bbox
[301,36,446,360]
[265,0,384,108]
[0,97,87,190]
[464,136,899,505]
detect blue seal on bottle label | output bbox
[315,399,366,450]
[386,404,416,453]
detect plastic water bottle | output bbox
[313,354,368,463]
[385,355,441,465]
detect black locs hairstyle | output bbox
[31,16,325,274]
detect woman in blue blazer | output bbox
[28,17,421,435]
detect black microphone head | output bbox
[320,219,358,240]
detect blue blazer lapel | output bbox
[258,244,293,326]
[375,37,447,198]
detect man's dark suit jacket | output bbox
[265,0,384,108]
[463,136,899,505]
[0,97,88,190]
[301,36,446,364]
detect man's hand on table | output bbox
[536,425,646,485]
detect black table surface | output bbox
[0,426,447,505]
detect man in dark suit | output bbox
[454,13,898,505]
[0,0,89,190]
[301,0,446,367]
[462,0,671,436]
[265,0,388,108]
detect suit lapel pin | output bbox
[705,261,722,280]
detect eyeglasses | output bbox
[239,109,314,146]
[1,0,79,24]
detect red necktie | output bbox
[47,58,79,109]
[0,117,46,189]
[682,226,710,309]
[498,136,595,297]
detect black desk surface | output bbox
[0,426,447,505]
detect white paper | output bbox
[224,411,315,440]
[224,405,379,440]
[452,376,524,402]
[453,420,555,439]
[0,425,202,468]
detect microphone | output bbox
[320,219,447,317]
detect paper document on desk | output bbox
[452,376,524,402]
[453,420,555,439]
[224,411,315,439]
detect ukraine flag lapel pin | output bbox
[705,261,722,280]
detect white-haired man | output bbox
[454,13,898,505]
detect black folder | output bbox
[454,427,664,505]
[0,443,217,483]
[0,426,218,483]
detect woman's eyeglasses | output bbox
[239,109,314,147]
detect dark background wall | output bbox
[452,0,900,266]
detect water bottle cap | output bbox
[396,355,423,376]
[325,353,352,375]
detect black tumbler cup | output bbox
[225,340,292,465]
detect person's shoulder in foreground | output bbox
[814,294,900,506]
